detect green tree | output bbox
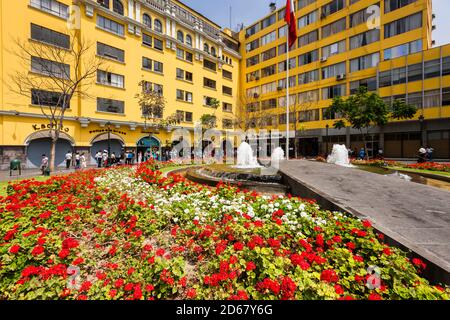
[328,87,417,159]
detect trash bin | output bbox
[10,159,22,176]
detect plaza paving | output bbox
[280,160,450,284]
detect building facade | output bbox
[239,0,449,159]
[0,0,240,169]
[1,0,450,169]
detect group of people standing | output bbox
[418,146,435,163]
[65,151,87,170]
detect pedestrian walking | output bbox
[75,152,81,169]
[95,151,102,168]
[80,152,87,169]
[426,146,434,161]
[41,154,49,175]
[111,152,117,165]
[102,150,109,167]
[418,147,427,163]
[65,151,72,169]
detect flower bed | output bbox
[405,162,450,173]
[0,161,448,300]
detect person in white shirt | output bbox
[41,154,49,175]
[80,153,87,169]
[65,151,72,169]
[75,153,81,169]
[102,150,108,167]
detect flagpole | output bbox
[286,33,290,160]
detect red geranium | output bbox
[320,269,339,283]
[9,244,20,254]
[31,245,44,256]
[246,261,256,271]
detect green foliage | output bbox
[391,99,418,120]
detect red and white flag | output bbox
[285,0,297,48]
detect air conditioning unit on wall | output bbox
[336,73,346,81]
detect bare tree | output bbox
[9,29,105,171]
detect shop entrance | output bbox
[137,136,161,161]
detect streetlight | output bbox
[419,115,425,146]
[106,121,111,167]
[325,124,330,156]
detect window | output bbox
[322,18,346,38]
[246,23,260,37]
[298,30,318,46]
[185,112,193,122]
[384,0,417,13]
[143,14,151,28]
[143,33,152,46]
[31,89,69,107]
[177,30,184,43]
[443,88,450,106]
[223,102,233,112]
[298,10,318,28]
[97,42,124,62]
[443,56,450,76]
[392,67,406,85]
[261,81,276,94]
[261,65,276,78]
[350,77,377,94]
[299,50,319,66]
[203,59,216,71]
[322,84,346,100]
[176,89,193,102]
[211,47,217,57]
[423,90,440,108]
[322,62,346,79]
[278,43,287,55]
[223,86,232,95]
[261,13,276,29]
[97,97,124,114]
[97,15,124,36]
[350,53,379,72]
[350,4,379,27]
[186,35,192,47]
[142,57,152,70]
[31,56,70,79]
[204,43,210,53]
[379,70,392,88]
[261,31,277,46]
[350,29,380,49]
[97,0,109,8]
[246,70,260,82]
[424,59,440,79]
[384,40,422,60]
[298,0,316,10]
[246,39,260,52]
[322,40,346,58]
[204,96,217,107]
[30,0,68,19]
[246,55,260,67]
[113,0,124,15]
[299,109,320,122]
[299,69,319,84]
[322,107,338,120]
[185,51,193,62]
[408,63,422,82]
[154,19,163,33]
[176,68,192,82]
[299,89,320,103]
[222,69,232,80]
[407,92,422,108]
[154,38,163,50]
[204,77,216,89]
[261,99,277,110]
[153,61,163,73]
[384,13,422,38]
[261,47,277,62]
[97,70,124,88]
[31,24,70,49]
[278,26,287,39]
[321,0,346,17]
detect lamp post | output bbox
[325,124,329,156]
[419,115,425,146]
[106,121,111,167]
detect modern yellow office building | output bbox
[1,0,450,169]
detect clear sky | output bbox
[181,0,450,46]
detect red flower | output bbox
[77,295,87,300]
[332,236,342,243]
[368,293,382,300]
[127,267,135,275]
[62,238,79,249]
[109,289,117,298]
[156,248,165,257]
[412,258,427,270]
[320,269,339,283]
[346,242,356,251]
[316,234,324,247]
[334,285,344,295]
[187,288,197,299]
[124,283,134,291]
[145,284,155,292]
[115,279,124,288]
[31,245,45,256]
[229,256,238,264]
[73,257,84,265]
[133,285,143,300]
[9,244,20,254]
[58,249,70,259]
[246,261,256,271]
[280,276,297,300]
[383,248,392,256]
[353,255,364,263]
[233,242,244,251]
[79,281,92,292]
[362,220,372,228]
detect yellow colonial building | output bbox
[1,0,450,168]
[0,0,240,168]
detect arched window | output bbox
[143,14,151,28]
[177,30,184,43]
[186,34,192,47]
[211,47,216,57]
[204,43,209,53]
[113,0,124,15]
[154,19,163,33]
